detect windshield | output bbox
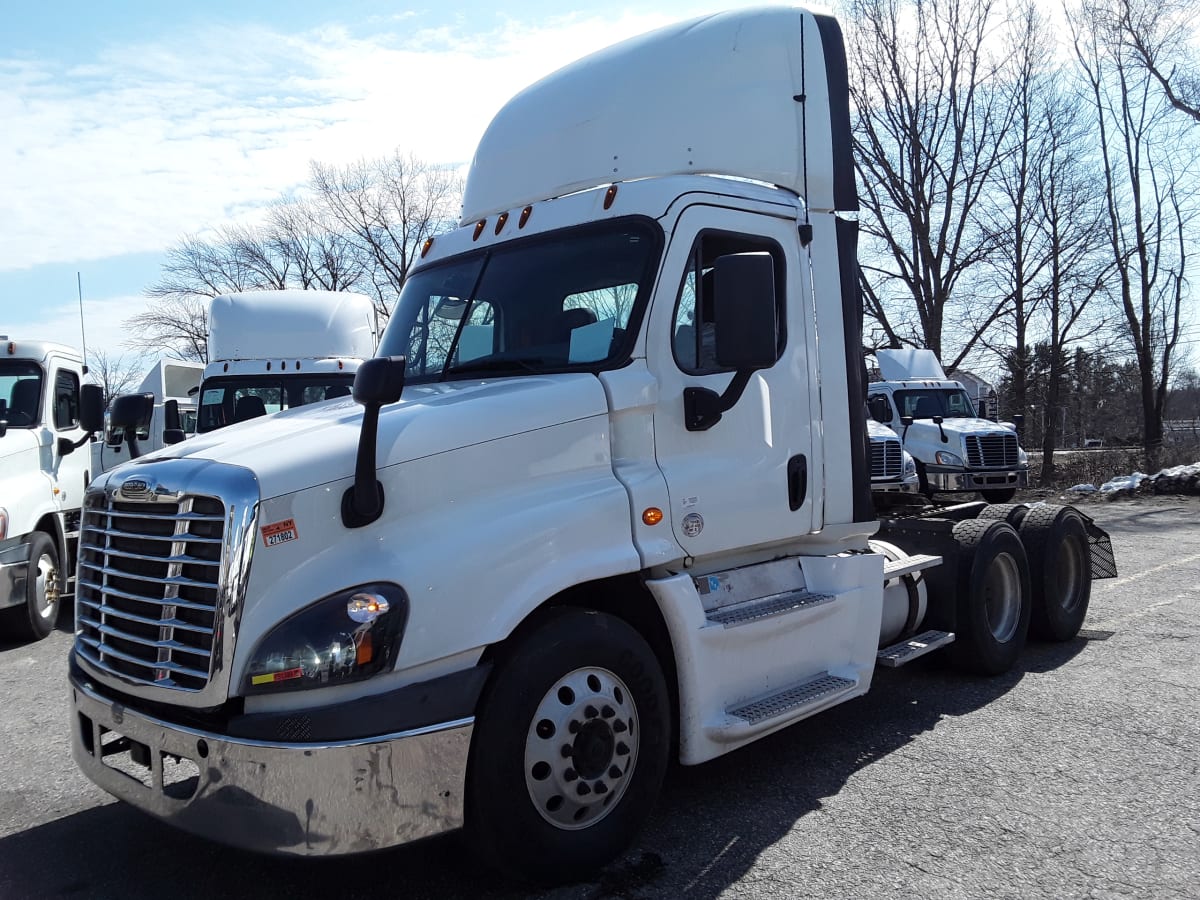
[0,361,43,429]
[197,374,355,432]
[379,218,661,382]
[893,388,978,419]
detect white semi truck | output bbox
[194,290,376,432]
[1,338,102,640]
[867,419,919,498]
[868,349,1029,502]
[68,8,1115,882]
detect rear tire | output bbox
[0,532,61,642]
[946,519,1031,675]
[465,608,670,884]
[1019,506,1092,641]
[977,503,1029,527]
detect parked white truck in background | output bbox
[867,419,919,499]
[68,8,1115,882]
[194,290,376,432]
[1,338,102,640]
[92,359,203,474]
[868,349,1029,502]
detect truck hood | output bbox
[124,375,610,501]
[909,417,1015,438]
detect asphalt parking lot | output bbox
[1,496,1197,899]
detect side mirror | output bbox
[868,396,891,423]
[109,392,155,459]
[712,253,778,370]
[79,384,105,434]
[343,356,407,528]
[685,253,777,431]
[162,399,186,444]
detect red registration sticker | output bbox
[261,518,299,548]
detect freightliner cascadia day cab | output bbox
[92,359,203,475]
[1,338,103,641]
[868,349,1029,502]
[68,8,1116,882]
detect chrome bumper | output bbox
[0,541,30,610]
[871,478,919,494]
[927,468,1028,493]
[70,673,473,856]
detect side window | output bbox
[671,232,785,375]
[868,393,893,423]
[453,300,498,364]
[53,370,80,430]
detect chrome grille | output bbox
[965,433,1019,468]
[870,438,903,480]
[75,493,225,692]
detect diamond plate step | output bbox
[728,673,857,725]
[882,553,942,580]
[705,589,834,628]
[876,629,955,668]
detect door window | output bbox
[53,370,80,430]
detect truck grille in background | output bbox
[965,433,1019,468]
[75,494,225,692]
[870,439,903,480]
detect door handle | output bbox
[787,454,807,511]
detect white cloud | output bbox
[0,11,685,273]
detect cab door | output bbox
[46,360,89,508]
[646,203,818,559]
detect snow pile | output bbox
[1065,483,1098,494]
[1099,472,1148,494]
[1090,462,1200,497]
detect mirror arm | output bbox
[342,402,385,528]
[684,369,754,432]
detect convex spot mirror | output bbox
[712,253,778,371]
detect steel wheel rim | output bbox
[33,551,60,620]
[524,666,639,831]
[984,550,1021,642]
[1055,533,1085,614]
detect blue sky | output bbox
[1,0,762,362]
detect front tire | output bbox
[946,520,1031,675]
[465,608,670,884]
[0,532,61,642]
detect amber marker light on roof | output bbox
[495,212,509,235]
[519,206,532,228]
[642,507,664,526]
[604,184,618,209]
[473,220,487,240]
[421,237,434,258]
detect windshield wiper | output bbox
[441,356,547,379]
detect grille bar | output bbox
[77,598,215,635]
[79,543,222,567]
[76,639,211,682]
[870,439,903,479]
[76,579,217,613]
[89,508,225,523]
[89,622,214,659]
[85,524,223,545]
[78,561,221,590]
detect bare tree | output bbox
[266,198,368,293]
[87,349,148,408]
[846,0,1018,368]
[1072,0,1198,467]
[309,152,464,321]
[1109,0,1200,124]
[124,296,210,363]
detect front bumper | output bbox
[871,477,919,494]
[926,467,1028,493]
[0,541,31,610]
[70,671,473,856]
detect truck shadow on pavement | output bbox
[0,639,1088,900]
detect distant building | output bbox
[950,369,997,419]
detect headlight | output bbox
[1018,448,1028,465]
[0,508,7,541]
[243,582,408,695]
[935,450,964,466]
[903,455,917,477]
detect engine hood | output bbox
[124,375,611,501]
[910,418,1016,439]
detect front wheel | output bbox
[465,608,670,884]
[0,532,61,642]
